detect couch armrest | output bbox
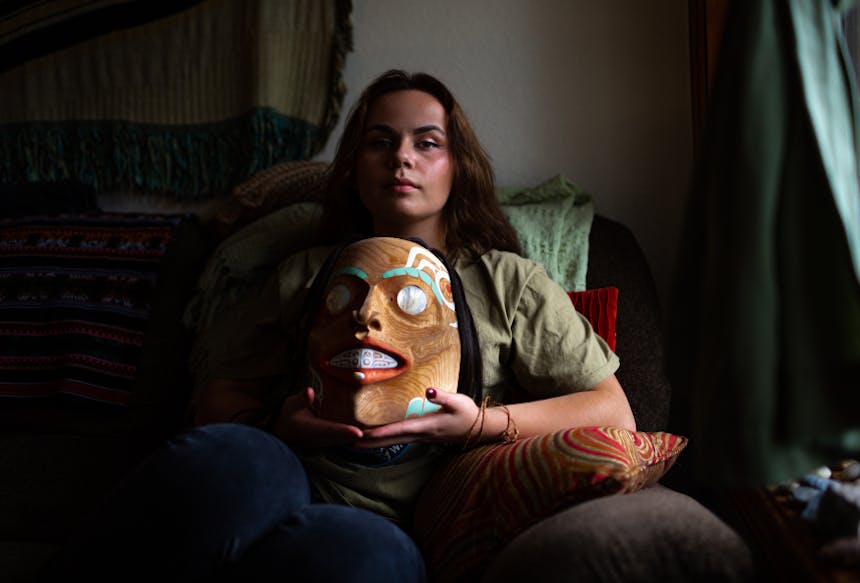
[586,214,670,431]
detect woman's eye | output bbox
[368,139,394,150]
[417,140,440,150]
[397,285,428,315]
[325,284,351,314]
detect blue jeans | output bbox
[46,423,427,582]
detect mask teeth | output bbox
[330,348,397,369]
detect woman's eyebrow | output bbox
[365,124,446,135]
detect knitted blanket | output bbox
[498,175,594,292]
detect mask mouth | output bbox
[330,347,398,370]
[319,342,407,385]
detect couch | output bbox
[0,167,753,582]
[0,184,215,583]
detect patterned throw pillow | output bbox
[413,426,688,583]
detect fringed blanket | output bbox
[0,0,352,199]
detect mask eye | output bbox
[325,283,351,314]
[397,285,427,315]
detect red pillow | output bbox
[567,287,618,351]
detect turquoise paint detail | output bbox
[332,266,367,279]
[404,397,443,418]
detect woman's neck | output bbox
[373,221,447,254]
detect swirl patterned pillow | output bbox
[413,426,688,583]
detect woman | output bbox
[47,70,635,583]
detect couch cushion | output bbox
[481,484,754,583]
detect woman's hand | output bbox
[354,388,480,449]
[274,387,364,447]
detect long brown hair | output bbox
[317,70,521,260]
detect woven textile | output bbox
[0,0,352,199]
[0,1,201,73]
[0,214,185,405]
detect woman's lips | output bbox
[389,178,417,193]
[323,346,406,385]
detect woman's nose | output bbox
[391,144,414,169]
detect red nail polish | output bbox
[426,388,437,399]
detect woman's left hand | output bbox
[354,388,480,448]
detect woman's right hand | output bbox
[274,387,364,447]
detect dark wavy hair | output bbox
[317,69,521,261]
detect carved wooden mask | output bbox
[308,237,460,427]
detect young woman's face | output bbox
[355,90,453,243]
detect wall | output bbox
[315,0,693,311]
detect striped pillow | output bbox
[413,426,687,583]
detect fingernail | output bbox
[426,387,437,399]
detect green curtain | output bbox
[669,0,860,487]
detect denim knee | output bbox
[141,423,311,505]
[237,504,427,583]
[49,423,315,581]
[145,423,312,531]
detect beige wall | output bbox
[316,0,693,310]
